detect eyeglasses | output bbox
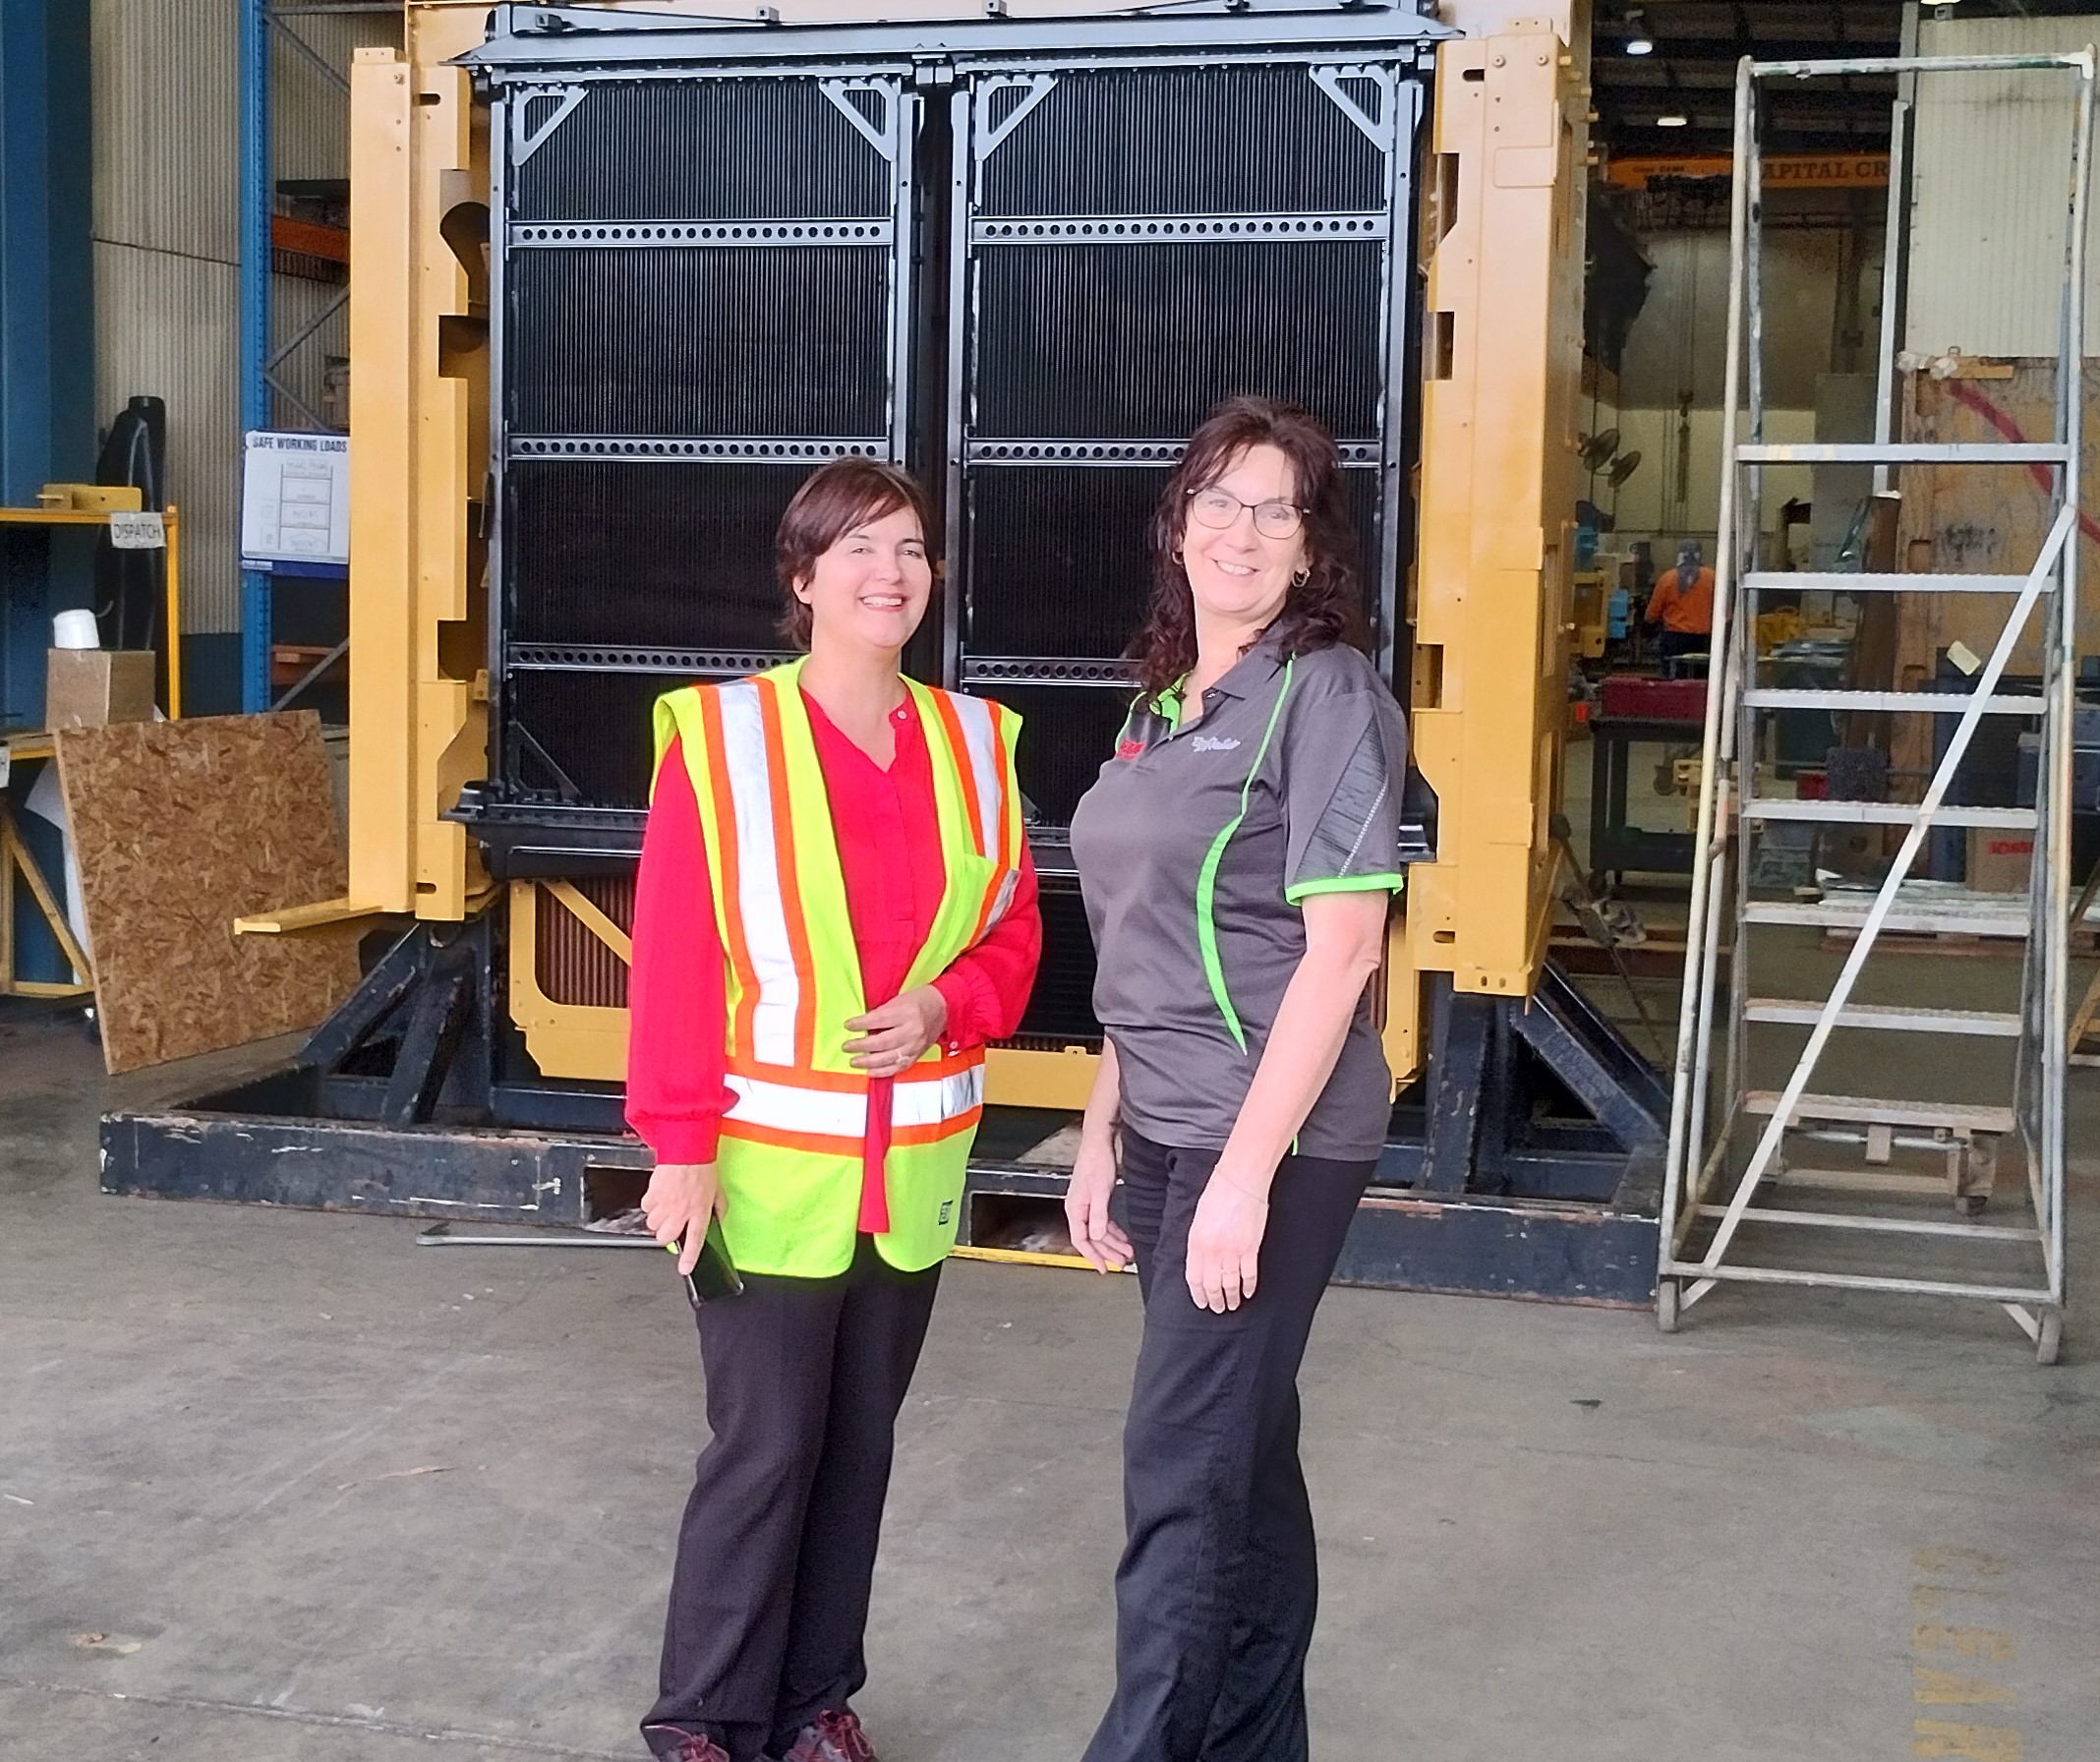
[1186,487,1305,541]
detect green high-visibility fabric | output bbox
[651,662,1022,1276]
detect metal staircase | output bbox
[1659,46,2097,1363]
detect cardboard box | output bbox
[1967,829,2033,894]
[45,649,158,732]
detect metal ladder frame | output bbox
[1658,47,2097,1364]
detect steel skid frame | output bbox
[1658,48,2096,1362]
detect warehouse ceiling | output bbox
[1590,0,2100,163]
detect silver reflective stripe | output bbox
[893,1064,985,1128]
[981,866,1021,933]
[724,1066,982,1138]
[714,680,800,1066]
[725,1073,865,1138]
[947,691,1006,857]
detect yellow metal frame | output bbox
[352,2,1590,1099]
[0,735,93,1001]
[1406,9,1588,1005]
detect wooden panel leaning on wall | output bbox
[54,713,362,1074]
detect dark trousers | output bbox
[1082,1133,1373,1762]
[645,1235,941,1762]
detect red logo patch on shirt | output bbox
[1116,738,1145,761]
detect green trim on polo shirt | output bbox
[1285,871,1407,905]
[1194,656,1295,1054]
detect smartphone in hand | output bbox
[674,1213,744,1306]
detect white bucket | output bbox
[51,610,100,650]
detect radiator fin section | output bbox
[971,243,1382,439]
[964,467,1167,658]
[507,670,672,810]
[513,80,890,222]
[979,66,1385,218]
[509,247,888,438]
[1008,883,1102,1045]
[506,460,802,650]
[535,875,636,1010]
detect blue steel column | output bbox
[0,0,92,983]
[240,0,272,710]
[1,0,56,509]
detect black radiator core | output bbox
[477,13,1432,1033]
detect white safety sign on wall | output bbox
[240,430,350,567]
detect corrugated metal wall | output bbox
[1906,14,2100,359]
[92,2,400,636]
[92,0,241,633]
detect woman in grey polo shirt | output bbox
[1065,395,1410,1762]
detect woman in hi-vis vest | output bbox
[626,459,1041,1762]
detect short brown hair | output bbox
[1129,396,1367,699]
[774,458,937,648]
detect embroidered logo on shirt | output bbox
[938,1200,954,1225]
[1116,738,1145,761]
[1191,735,1242,753]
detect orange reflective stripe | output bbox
[929,688,987,857]
[697,686,762,1057]
[895,1109,982,1146]
[962,700,1017,946]
[719,1118,864,1157]
[725,1047,979,1089]
[755,675,820,1070]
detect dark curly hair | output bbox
[1128,396,1367,701]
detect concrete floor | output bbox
[4,995,2099,1762]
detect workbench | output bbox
[1587,714,1703,887]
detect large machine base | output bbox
[99,926,1663,1306]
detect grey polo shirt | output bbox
[1069,635,1411,1163]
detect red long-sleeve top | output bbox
[625,689,1041,1235]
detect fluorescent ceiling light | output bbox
[1625,8,1654,54]
[1657,111,1689,127]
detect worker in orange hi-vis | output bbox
[1645,538,1716,665]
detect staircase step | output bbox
[1739,801,2037,828]
[1741,688,2040,715]
[1736,440,2070,464]
[1744,1089,2016,1134]
[1742,998,2022,1035]
[1743,899,2029,936]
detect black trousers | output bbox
[1082,1132,1373,1762]
[645,1235,941,1762]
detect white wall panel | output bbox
[1906,14,2100,358]
[92,242,240,634]
[91,0,238,262]
[92,0,241,634]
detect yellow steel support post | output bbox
[1408,6,1589,1009]
[341,37,485,930]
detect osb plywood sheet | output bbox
[55,713,360,1073]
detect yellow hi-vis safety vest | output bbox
[652,660,1024,1278]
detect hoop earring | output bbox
[1291,566,1311,588]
